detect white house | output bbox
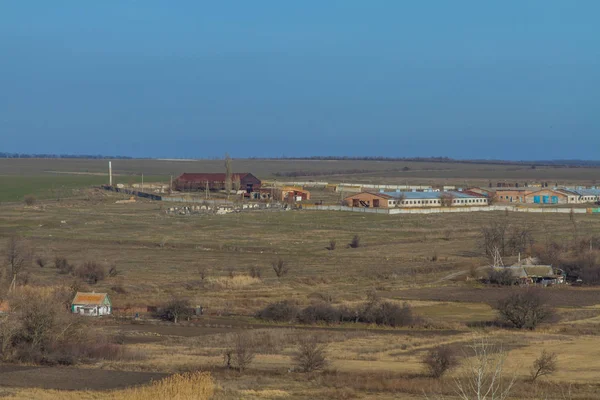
[71,292,112,316]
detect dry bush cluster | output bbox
[495,289,555,330]
[0,287,131,365]
[257,298,416,328]
[423,345,458,378]
[271,259,289,277]
[156,297,193,323]
[53,257,111,285]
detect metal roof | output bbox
[379,191,483,200]
[572,188,600,196]
[72,292,110,306]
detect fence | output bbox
[301,204,592,215]
[102,185,163,201]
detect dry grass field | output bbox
[2,159,600,399]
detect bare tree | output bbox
[293,335,328,372]
[74,261,106,284]
[506,226,534,256]
[161,297,192,323]
[423,345,458,378]
[198,266,209,281]
[23,195,36,206]
[530,350,557,382]
[249,266,261,279]
[349,235,360,248]
[272,259,289,278]
[440,193,454,207]
[395,193,406,207]
[224,332,255,372]
[481,217,510,259]
[327,239,337,251]
[224,153,232,199]
[5,236,32,292]
[454,337,516,400]
[232,174,241,192]
[495,289,554,330]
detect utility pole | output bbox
[141,173,144,192]
[170,175,173,193]
[205,180,209,199]
[109,161,113,186]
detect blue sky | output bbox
[1,1,598,159]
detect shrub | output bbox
[298,303,341,324]
[488,268,515,286]
[36,257,46,268]
[257,301,299,322]
[430,251,438,262]
[23,195,36,206]
[74,261,106,284]
[198,266,210,281]
[423,345,458,378]
[272,259,289,278]
[349,235,360,248]
[360,301,414,327]
[249,266,262,279]
[327,239,337,251]
[108,265,119,277]
[293,336,328,372]
[224,332,255,372]
[495,289,554,330]
[55,256,73,275]
[159,297,192,323]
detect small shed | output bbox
[71,292,112,316]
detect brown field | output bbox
[2,159,600,398]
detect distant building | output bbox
[488,265,564,286]
[173,173,261,194]
[524,189,569,204]
[343,191,488,208]
[71,292,112,316]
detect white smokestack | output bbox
[109,161,112,186]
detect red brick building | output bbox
[173,173,261,194]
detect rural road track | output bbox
[434,266,487,284]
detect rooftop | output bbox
[379,190,484,200]
[72,292,110,306]
[176,173,254,182]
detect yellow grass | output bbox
[239,389,291,398]
[208,275,262,290]
[6,371,214,400]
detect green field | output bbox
[0,174,169,203]
[2,157,600,205]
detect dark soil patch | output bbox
[113,317,462,338]
[388,286,600,307]
[0,364,166,391]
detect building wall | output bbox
[525,189,569,204]
[345,193,488,208]
[344,193,391,208]
[72,305,111,316]
[494,190,531,203]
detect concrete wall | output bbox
[495,190,531,203]
[525,189,569,204]
[302,204,591,215]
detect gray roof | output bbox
[379,191,483,200]
[490,265,556,279]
